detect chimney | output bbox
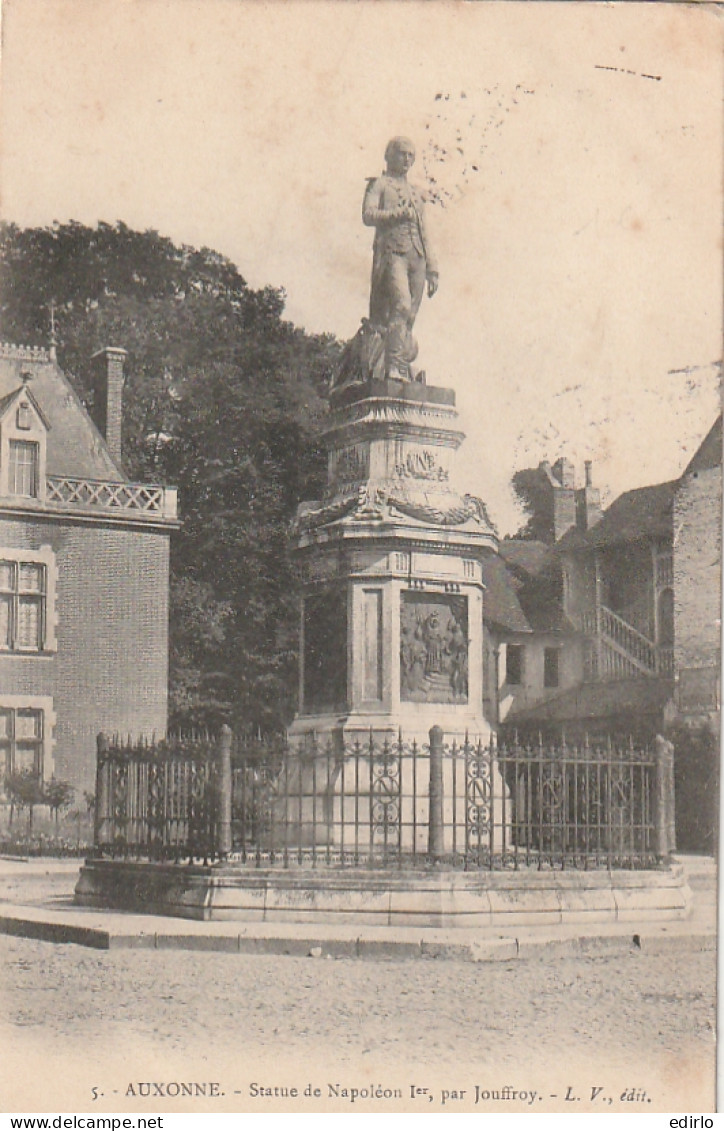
[575,460,603,532]
[543,459,575,541]
[91,347,127,466]
[534,459,577,542]
[552,457,575,489]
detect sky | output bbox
[1,0,721,534]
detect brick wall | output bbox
[0,514,170,792]
[673,466,722,675]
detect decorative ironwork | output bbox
[370,736,401,858]
[92,728,663,871]
[465,742,493,864]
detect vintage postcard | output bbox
[0,0,720,1117]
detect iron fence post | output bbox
[654,734,675,860]
[428,725,444,860]
[217,724,233,859]
[94,732,108,850]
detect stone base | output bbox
[330,375,456,410]
[75,859,692,928]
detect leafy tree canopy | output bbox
[510,466,555,543]
[0,220,342,734]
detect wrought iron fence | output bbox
[94,733,221,862]
[92,727,674,870]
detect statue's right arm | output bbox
[363,178,405,227]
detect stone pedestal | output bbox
[286,378,501,851]
[75,857,693,927]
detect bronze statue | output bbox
[363,137,438,381]
[330,136,438,393]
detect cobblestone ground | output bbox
[0,934,716,1112]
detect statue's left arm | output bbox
[418,198,439,296]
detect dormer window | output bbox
[0,384,48,502]
[9,439,39,498]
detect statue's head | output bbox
[385,136,416,175]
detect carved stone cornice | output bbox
[294,480,498,542]
[295,379,497,554]
[323,395,464,451]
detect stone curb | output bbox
[0,913,111,950]
[0,907,715,960]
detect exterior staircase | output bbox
[582,604,673,681]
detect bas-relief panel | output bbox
[400,592,468,704]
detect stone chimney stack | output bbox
[541,459,577,541]
[575,460,602,532]
[552,457,575,489]
[91,347,127,466]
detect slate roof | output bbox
[479,550,532,633]
[518,592,576,635]
[682,414,722,477]
[558,479,677,551]
[498,538,575,634]
[506,676,674,724]
[0,348,124,481]
[498,538,555,578]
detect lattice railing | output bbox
[46,475,176,517]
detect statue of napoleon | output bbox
[332,136,438,391]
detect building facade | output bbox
[497,424,721,849]
[673,416,722,727]
[479,541,583,727]
[0,342,177,795]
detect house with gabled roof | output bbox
[558,477,677,686]
[496,420,721,849]
[0,341,178,794]
[479,540,582,727]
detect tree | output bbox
[44,778,75,830]
[668,721,719,854]
[163,357,329,731]
[0,221,341,733]
[510,466,556,542]
[4,770,46,833]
